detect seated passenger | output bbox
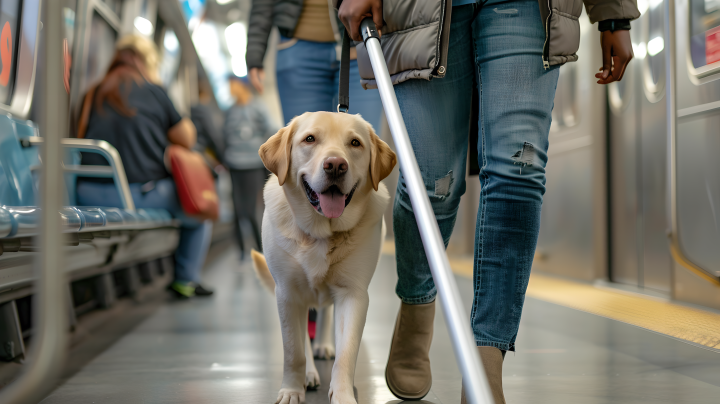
[223,75,278,259]
[75,35,214,299]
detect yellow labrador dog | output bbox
[251,111,396,404]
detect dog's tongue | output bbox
[318,190,347,219]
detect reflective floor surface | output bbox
[41,247,720,403]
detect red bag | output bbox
[166,145,219,221]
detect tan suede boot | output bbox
[460,347,506,404]
[385,301,435,400]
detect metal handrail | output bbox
[0,0,68,401]
[664,0,720,287]
[360,19,493,404]
[26,137,136,211]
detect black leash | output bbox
[337,29,351,113]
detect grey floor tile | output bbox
[41,249,720,404]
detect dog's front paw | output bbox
[328,384,356,404]
[276,388,305,404]
[313,342,335,360]
[305,368,320,390]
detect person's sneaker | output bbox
[195,284,214,297]
[168,281,196,299]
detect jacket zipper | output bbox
[434,0,449,76]
[542,0,551,69]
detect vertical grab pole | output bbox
[360,19,493,404]
[0,0,69,402]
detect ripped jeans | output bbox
[393,0,560,351]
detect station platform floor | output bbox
[41,246,720,403]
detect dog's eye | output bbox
[351,139,361,147]
[305,135,315,143]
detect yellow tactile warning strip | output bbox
[381,240,720,350]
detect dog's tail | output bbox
[251,249,276,294]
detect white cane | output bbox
[358,18,494,404]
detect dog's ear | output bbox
[259,123,294,185]
[368,125,397,191]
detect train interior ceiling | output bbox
[0,0,719,402]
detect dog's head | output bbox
[259,112,396,219]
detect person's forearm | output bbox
[246,0,275,70]
[168,118,197,149]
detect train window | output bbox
[158,29,181,88]
[81,11,117,94]
[647,0,665,86]
[689,0,720,69]
[640,0,666,102]
[99,0,123,17]
[0,0,22,106]
[64,8,76,50]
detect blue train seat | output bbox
[0,114,175,240]
[0,115,35,206]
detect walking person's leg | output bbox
[232,168,266,252]
[461,1,560,402]
[386,5,476,401]
[246,168,267,252]
[128,178,215,298]
[230,169,247,258]
[275,39,336,124]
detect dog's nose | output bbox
[323,157,348,177]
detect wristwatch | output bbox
[598,19,631,32]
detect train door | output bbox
[533,13,608,281]
[608,19,642,287]
[608,0,673,294]
[638,0,673,293]
[671,0,720,303]
[69,0,122,114]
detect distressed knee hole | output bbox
[511,142,535,174]
[434,171,453,198]
[494,8,518,14]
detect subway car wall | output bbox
[0,0,719,400]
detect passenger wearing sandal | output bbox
[75,35,215,299]
[337,0,637,402]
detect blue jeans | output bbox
[393,0,560,351]
[76,178,213,284]
[275,38,383,131]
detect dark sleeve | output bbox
[246,0,276,70]
[149,84,182,128]
[192,105,225,157]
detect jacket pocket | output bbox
[548,10,580,64]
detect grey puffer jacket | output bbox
[340,0,640,89]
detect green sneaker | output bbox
[169,281,196,299]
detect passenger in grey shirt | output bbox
[223,75,279,259]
